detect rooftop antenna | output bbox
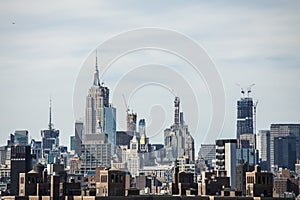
[48,96,53,131]
[93,49,101,86]
[235,83,245,98]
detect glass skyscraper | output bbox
[236,97,253,139]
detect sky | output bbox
[1,0,300,152]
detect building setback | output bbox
[215,139,237,189]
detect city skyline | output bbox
[1,1,300,150]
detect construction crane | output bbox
[122,94,130,114]
[247,83,255,97]
[235,83,245,97]
[236,83,255,98]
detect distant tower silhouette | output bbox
[174,97,180,125]
[41,98,59,160]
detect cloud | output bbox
[0,0,299,151]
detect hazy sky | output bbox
[1,0,300,152]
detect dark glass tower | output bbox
[10,146,33,195]
[236,97,253,139]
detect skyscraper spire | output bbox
[93,49,101,86]
[48,97,53,130]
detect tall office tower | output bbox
[85,53,110,135]
[127,111,137,134]
[174,97,180,125]
[164,97,195,162]
[236,97,253,139]
[82,53,115,173]
[215,139,237,189]
[199,144,216,169]
[41,99,59,159]
[10,130,29,146]
[139,119,149,152]
[270,124,300,170]
[126,132,142,177]
[74,121,83,156]
[10,146,33,195]
[274,136,296,170]
[256,130,270,171]
[104,106,116,155]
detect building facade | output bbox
[215,139,237,189]
[81,133,111,174]
[245,166,273,197]
[199,144,216,169]
[104,106,116,155]
[74,121,84,156]
[237,97,253,139]
[256,130,270,171]
[10,146,33,195]
[270,124,300,170]
[274,136,296,170]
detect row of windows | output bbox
[247,175,271,184]
[110,174,124,183]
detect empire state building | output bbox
[81,52,116,172]
[85,55,109,135]
[84,52,116,154]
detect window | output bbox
[20,177,24,184]
[132,144,137,150]
[111,174,114,183]
[258,176,261,184]
[101,175,107,183]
